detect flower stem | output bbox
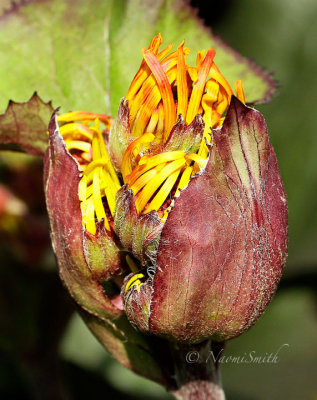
[169,340,225,400]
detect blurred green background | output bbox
[0,0,316,399]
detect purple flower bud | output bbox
[122,98,287,343]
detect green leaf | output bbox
[0,0,275,118]
[0,92,53,156]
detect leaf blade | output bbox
[0,92,53,156]
[0,0,276,118]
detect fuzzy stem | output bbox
[170,341,225,400]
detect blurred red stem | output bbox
[170,340,225,400]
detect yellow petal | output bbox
[92,169,106,222]
[128,151,185,186]
[64,140,91,153]
[234,80,246,104]
[85,197,97,235]
[185,153,208,168]
[135,158,186,213]
[144,168,180,213]
[130,168,160,195]
[121,133,155,181]
[209,62,233,99]
[143,49,176,142]
[175,166,193,196]
[125,34,163,101]
[186,49,215,125]
[60,122,93,141]
[57,112,111,127]
[176,43,189,119]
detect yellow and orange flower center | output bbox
[57,112,120,235]
[56,35,246,238]
[121,33,245,220]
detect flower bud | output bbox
[45,111,124,319]
[44,107,169,385]
[112,35,288,343]
[45,34,287,347]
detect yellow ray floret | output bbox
[143,48,177,140]
[58,111,112,128]
[125,151,207,218]
[121,34,246,220]
[58,112,121,235]
[125,273,145,292]
[124,35,244,148]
